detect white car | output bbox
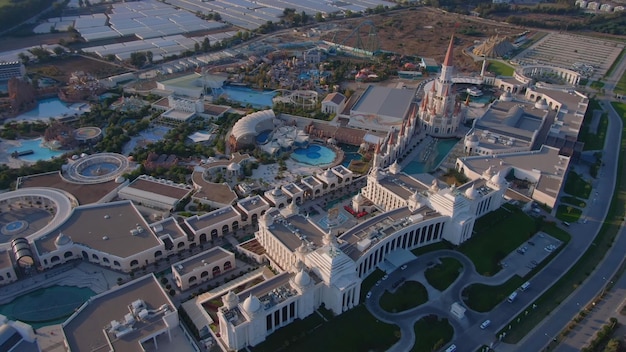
[382,274,389,281]
[366,291,372,299]
[480,319,491,329]
[400,265,408,270]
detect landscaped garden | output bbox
[487,60,515,76]
[555,204,583,223]
[463,276,525,312]
[458,204,538,276]
[251,305,399,352]
[560,196,587,208]
[380,281,428,313]
[411,315,454,352]
[563,171,592,199]
[425,257,463,291]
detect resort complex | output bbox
[0,0,624,351]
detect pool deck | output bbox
[0,139,38,168]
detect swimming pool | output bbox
[222,86,277,108]
[0,285,95,328]
[13,98,73,121]
[404,139,459,174]
[291,145,337,166]
[339,143,362,167]
[256,130,271,144]
[7,139,65,162]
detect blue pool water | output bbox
[0,285,95,328]
[339,143,362,167]
[14,98,72,120]
[222,86,277,108]
[256,130,271,144]
[7,139,65,162]
[291,145,336,166]
[404,139,459,174]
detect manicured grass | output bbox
[563,171,592,199]
[425,257,462,291]
[411,240,454,256]
[252,305,399,352]
[556,204,583,223]
[487,60,514,76]
[411,315,454,352]
[360,268,384,301]
[614,67,626,96]
[380,281,428,313]
[502,102,626,343]
[459,205,538,276]
[560,196,587,208]
[579,99,608,151]
[463,276,524,312]
[590,80,605,90]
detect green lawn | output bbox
[380,281,428,313]
[487,60,515,76]
[425,257,462,291]
[560,196,587,208]
[556,204,583,223]
[614,68,626,96]
[563,171,592,199]
[503,103,626,343]
[590,80,605,90]
[411,241,454,256]
[252,306,399,352]
[360,268,384,301]
[463,276,525,312]
[411,315,454,352]
[459,205,538,276]
[578,99,608,151]
[606,49,625,77]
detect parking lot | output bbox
[500,231,563,277]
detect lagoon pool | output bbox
[0,285,95,328]
[221,86,276,108]
[7,139,65,162]
[404,139,459,174]
[291,145,336,166]
[13,98,73,121]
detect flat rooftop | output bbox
[476,100,544,143]
[18,172,119,205]
[237,195,269,213]
[458,145,569,195]
[192,170,237,205]
[173,247,231,276]
[377,172,430,200]
[151,217,187,240]
[339,206,443,261]
[185,206,239,232]
[270,214,326,251]
[63,275,174,352]
[35,201,160,258]
[351,85,416,119]
[121,176,193,203]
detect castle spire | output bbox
[465,94,470,106]
[443,35,454,67]
[443,85,449,97]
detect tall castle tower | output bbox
[419,35,464,138]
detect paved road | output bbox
[365,250,514,352]
[491,99,622,352]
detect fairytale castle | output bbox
[418,36,464,138]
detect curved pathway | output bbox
[366,250,515,352]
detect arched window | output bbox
[222,225,229,235]
[154,250,163,258]
[189,276,197,284]
[51,256,60,263]
[130,260,139,267]
[103,257,110,263]
[114,261,121,266]
[212,266,221,276]
[92,254,99,260]
[224,261,232,271]
[64,251,73,258]
[201,271,209,278]
[177,242,185,248]
[200,233,207,243]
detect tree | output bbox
[146,51,153,64]
[194,42,200,52]
[53,46,65,56]
[17,53,29,65]
[213,13,221,21]
[201,37,211,52]
[315,12,324,22]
